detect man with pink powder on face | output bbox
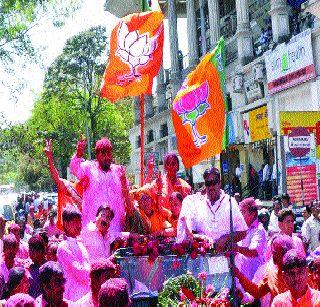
[70,136,126,233]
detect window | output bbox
[147,130,154,143]
[160,123,168,138]
[135,136,141,149]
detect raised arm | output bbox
[119,166,134,217]
[44,139,64,190]
[70,135,87,179]
[144,154,155,184]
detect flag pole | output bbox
[140,94,145,186]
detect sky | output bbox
[0,0,188,124]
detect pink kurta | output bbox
[70,156,125,232]
[17,240,29,259]
[57,237,90,302]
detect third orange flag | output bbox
[171,38,226,168]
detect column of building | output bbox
[168,0,181,97]
[207,0,220,49]
[235,0,254,65]
[156,65,167,112]
[269,0,291,43]
[186,0,199,69]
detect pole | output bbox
[85,115,91,160]
[140,94,145,187]
[226,148,238,306]
[299,156,305,206]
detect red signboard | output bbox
[288,127,311,157]
[286,164,318,205]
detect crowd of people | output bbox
[0,136,320,306]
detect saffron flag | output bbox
[171,38,226,168]
[100,7,164,102]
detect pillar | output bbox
[186,0,199,68]
[207,0,220,48]
[236,0,254,65]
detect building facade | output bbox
[105,0,320,204]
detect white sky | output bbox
[0,0,187,124]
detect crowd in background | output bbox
[0,136,319,306]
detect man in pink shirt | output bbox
[76,259,117,306]
[8,223,29,259]
[57,205,90,302]
[70,136,125,232]
[43,211,62,238]
[272,249,320,306]
[265,209,306,261]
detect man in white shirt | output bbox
[82,205,125,263]
[177,167,248,252]
[302,201,320,252]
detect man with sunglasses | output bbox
[177,167,247,252]
[70,136,126,233]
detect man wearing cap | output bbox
[70,136,126,232]
[177,167,248,252]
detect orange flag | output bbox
[100,10,164,102]
[171,38,226,168]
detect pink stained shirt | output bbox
[17,240,29,259]
[57,237,90,302]
[265,234,306,262]
[43,220,62,238]
[236,219,267,281]
[70,156,125,232]
[81,222,124,263]
[75,292,95,307]
[271,287,320,307]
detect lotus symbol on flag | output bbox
[116,21,158,81]
[173,81,210,148]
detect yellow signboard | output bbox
[280,111,320,157]
[249,105,272,142]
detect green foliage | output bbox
[0,0,82,64]
[158,273,201,307]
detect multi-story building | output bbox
[105,0,320,204]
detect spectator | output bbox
[77,259,118,306]
[268,197,282,236]
[236,235,294,303]
[43,210,62,238]
[3,267,30,299]
[46,241,59,262]
[8,223,29,260]
[236,198,267,280]
[27,234,46,298]
[281,193,292,209]
[272,249,320,306]
[309,257,320,291]
[1,234,20,282]
[57,205,90,301]
[98,278,130,307]
[5,293,35,307]
[302,201,320,252]
[36,261,71,306]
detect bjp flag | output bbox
[171,38,226,168]
[100,8,164,102]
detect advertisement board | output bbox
[248,105,272,142]
[284,134,318,205]
[265,29,315,94]
[280,111,320,157]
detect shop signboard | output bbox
[280,111,320,158]
[248,105,272,142]
[265,29,315,94]
[284,134,318,205]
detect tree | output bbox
[44,25,132,156]
[0,0,81,64]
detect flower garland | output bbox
[158,272,231,307]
